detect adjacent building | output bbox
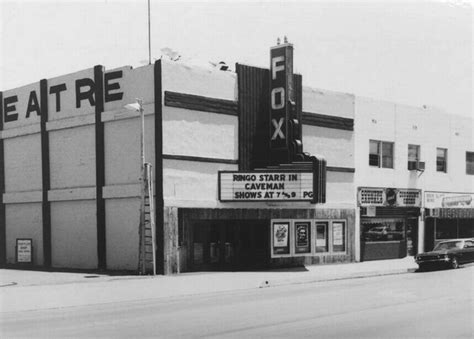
[355,98,474,261]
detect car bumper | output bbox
[415,257,450,265]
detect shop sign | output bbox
[270,42,293,151]
[218,171,313,202]
[397,189,422,207]
[429,208,474,219]
[358,187,421,207]
[2,68,126,126]
[16,238,32,263]
[358,188,385,206]
[425,192,474,209]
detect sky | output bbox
[1,0,472,118]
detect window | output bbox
[369,140,394,168]
[369,140,380,166]
[361,219,405,242]
[436,219,474,240]
[467,152,474,175]
[408,144,420,169]
[436,148,447,172]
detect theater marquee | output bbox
[218,171,314,202]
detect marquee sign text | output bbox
[219,171,313,202]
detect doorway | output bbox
[406,218,418,256]
[192,220,269,271]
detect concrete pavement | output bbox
[0,257,418,313]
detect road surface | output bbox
[1,266,473,338]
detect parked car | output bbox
[415,239,474,271]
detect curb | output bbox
[259,267,417,289]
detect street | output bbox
[1,266,473,338]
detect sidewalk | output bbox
[0,257,418,313]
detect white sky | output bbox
[1,0,472,118]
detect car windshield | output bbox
[433,241,462,251]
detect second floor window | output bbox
[436,148,447,173]
[467,152,474,175]
[369,140,394,168]
[408,144,420,170]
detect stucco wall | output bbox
[303,125,354,168]
[3,134,42,192]
[50,200,97,268]
[162,61,237,101]
[303,87,354,118]
[163,107,238,160]
[5,203,43,265]
[104,114,155,185]
[355,97,474,193]
[49,125,96,189]
[164,159,237,206]
[105,198,140,271]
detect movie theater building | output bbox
[355,97,474,261]
[0,43,357,273]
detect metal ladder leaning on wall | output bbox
[138,162,156,275]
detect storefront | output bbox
[358,187,421,261]
[423,192,474,251]
[176,208,354,272]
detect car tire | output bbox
[450,257,459,269]
[417,264,425,272]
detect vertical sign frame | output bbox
[269,43,294,164]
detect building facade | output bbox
[0,44,358,273]
[354,97,474,262]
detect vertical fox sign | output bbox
[269,41,295,164]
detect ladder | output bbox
[138,162,156,275]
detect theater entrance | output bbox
[192,220,269,271]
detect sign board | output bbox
[358,187,421,207]
[270,43,293,151]
[425,191,474,209]
[429,208,474,219]
[16,238,32,263]
[219,171,314,202]
[397,189,422,207]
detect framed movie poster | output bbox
[295,221,311,253]
[332,222,346,252]
[273,222,290,255]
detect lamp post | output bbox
[124,99,147,274]
[124,99,146,178]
